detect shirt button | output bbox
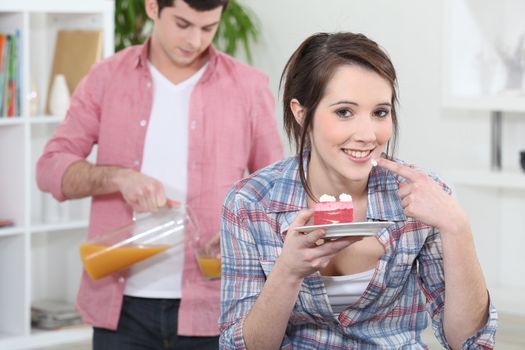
[139,120,147,127]
[146,81,152,88]
[118,277,125,284]
[133,160,140,167]
[190,120,196,130]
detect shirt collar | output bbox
[366,165,407,222]
[265,155,307,214]
[135,39,219,83]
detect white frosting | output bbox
[319,194,336,202]
[339,193,352,202]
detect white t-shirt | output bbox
[124,61,207,298]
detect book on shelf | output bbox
[0,31,21,118]
[31,300,83,330]
[46,30,103,114]
[0,219,15,228]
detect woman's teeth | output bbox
[343,149,371,158]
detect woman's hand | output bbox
[377,158,469,234]
[275,210,361,282]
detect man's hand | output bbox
[204,233,221,259]
[113,168,178,213]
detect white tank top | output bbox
[321,269,375,315]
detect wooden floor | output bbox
[38,313,524,349]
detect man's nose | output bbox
[186,28,202,49]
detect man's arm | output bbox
[62,160,171,213]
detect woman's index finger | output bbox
[376,157,418,183]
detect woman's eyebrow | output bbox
[328,100,359,107]
[328,100,391,107]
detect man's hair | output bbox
[156,0,229,16]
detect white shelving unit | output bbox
[444,169,525,190]
[0,1,113,349]
[442,0,525,316]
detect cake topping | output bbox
[319,194,336,202]
[339,193,352,202]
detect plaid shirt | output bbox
[220,155,497,349]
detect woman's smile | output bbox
[341,148,374,163]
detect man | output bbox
[36,0,283,348]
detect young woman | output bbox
[219,32,497,349]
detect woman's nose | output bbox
[352,115,376,142]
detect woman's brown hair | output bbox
[280,32,399,201]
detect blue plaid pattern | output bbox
[219,155,497,349]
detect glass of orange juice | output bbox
[80,206,197,281]
[193,239,221,280]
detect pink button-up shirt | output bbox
[36,41,283,336]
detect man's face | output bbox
[146,0,223,67]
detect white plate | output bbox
[295,221,394,238]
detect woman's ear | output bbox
[290,99,306,126]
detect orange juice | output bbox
[196,256,221,279]
[80,243,170,281]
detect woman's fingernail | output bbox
[371,159,378,167]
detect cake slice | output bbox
[313,193,354,225]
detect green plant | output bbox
[114,0,260,62]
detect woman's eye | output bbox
[374,109,390,118]
[335,109,352,119]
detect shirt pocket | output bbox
[258,260,327,326]
[384,252,415,289]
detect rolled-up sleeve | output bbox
[418,228,497,349]
[36,63,105,201]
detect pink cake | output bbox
[313,194,353,225]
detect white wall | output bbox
[245,0,448,167]
[244,0,525,169]
[241,0,525,314]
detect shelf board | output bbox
[1,1,111,13]
[28,116,64,124]
[445,169,525,190]
[0,118,24,126]
[0,326,91,350]
[443,95,525,113]
[0,226,25,237]
[31,220,88,234]
[0,116,64,126]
